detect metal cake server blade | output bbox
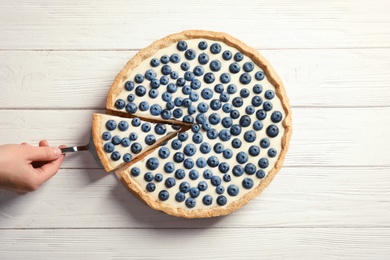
[60,133,104,168]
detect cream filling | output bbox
[116,39,285,210]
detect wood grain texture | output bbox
[0,0,389,50]
[0,167,389,229]
[0,49,389,108]
[0,228,389,259]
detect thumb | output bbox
[24,145,62,162]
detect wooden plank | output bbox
[0,49,389,108]
[0,0,389,50]
[1,167,389,228]
[0,108,388,168]
[0,228,389,259]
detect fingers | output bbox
[34,151,65,183]
[23,144,62,162]
[39,140,49,147]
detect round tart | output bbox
[104,30,292,218]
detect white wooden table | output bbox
[0,1,389,259]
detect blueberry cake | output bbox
[106,30,292,218]
[92,113,179,172]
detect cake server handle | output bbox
[60,145,89,153]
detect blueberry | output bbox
[256,109,267,120]
[223,174,231,182]
[190,91,199,101]
[165,177,176,188]
[230,110,240,120]
[256,170,266,179]
[259,138,270,149]
[242,178,254,189]
[219,129,232,142]
[123,153,132,162]
[231,138,242,149]
[227,84,237,94]
[219,92,230,102]
[211,176,221,187]
[182,115,194,123]
[161,109,172,119]
[178,132,188,141]
[150,58,160,67]
[170,53,181,63]
[185,49,196,60]
[252,96,263,107]
[191,124,200,134]
[171,71,179,79]
[130,167,140,177]
[193,65,204,76]
[115,99,125,109]
[243,62,254,72]
[174,97,183,106]
[161,65,172,76]
[161,55,170,64]
[175,192,185,202]
[266,125,279,138]
[271,111,283,123]
[202,72,215,84]
[240,88,250,98]
[265,90,275,100]
[207,156,219,168]
[189,188,200,198]
[239,115,251,127]
[180,182,191,193]
[104,142,115,153]
[223,149,233,159]
[134,74,144,83]
[197,102,209,113]
[111,151,121,161]
[258,158,269,169]
[127,94,135,102]
[131,142,142,154]
[182,98,192,107]
[131,118,141,127]
[209,113,221,125]
[253,120,263,131]
[268,148,277,158]
[210,99,222,110]
[139,101,150,111]
[182,86,192,95]
[230,124,242,136]
[198,41,208,50]
[174,169,185,180]
[159,190,169,201]
[112,135,121,145]
[255,71,265,81]
[222,50,232,60]
[217,195,227,206]
[173,152,185,163]
[144,135,156,145]
[166,101,175,110]
[173,108,183,118]
[105,120,117,131]
[229,62,240,74]
[221,117,233,128]
[145,69,157,81]
[227,184,239,196]
[184,158,194,169]
[245,105,255,115]
[200,142,211,154]
[192,133,203,144]
[198,52,209,65]
[232,165,244,176]
[189,169,199,180]
[184,71,195,81]
[213,143,224,154]
[146,183,156,192]
[124,81,135,91]
[239,73,252,85]
[244,130,257,143]
[210,60,221,72]
[150,104,162,116]
[196,157,207,168]
[102,132,111,141]
[135,85,146,97]
[146,157,159,170]
[160,76,169,85]
[121,137,131,147]
[244,163,257,175]
[236,152,249,164]
[184,144,197,157]
[218,162,230,173]
[198,181,208,191]
[207,128,219,139]
[148,89,158,99]
[144,172,154,182]
[222,103,233,113]
[249,145,260,157]
[181,62,190,71]
[201,88,213,100]
[234,52,244,62]
[232,97,244,107]
[263,101,273,111]
[210,43,222,54]
[129,132,138,141]
[203,169,213,179]
[201,121,211,131]
[167,140,178,151]
[203,195,213,206]
[253,84,263,94]
[185,198,196,208]
[177,41,188,51]
[155,173,163,182]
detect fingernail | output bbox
[53,147,61,156]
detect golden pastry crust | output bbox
[108,30,292,218]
